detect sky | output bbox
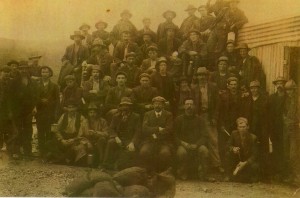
[0,0,299,41]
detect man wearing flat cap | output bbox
[140,45,159,75]
[59,31,89,88]
[157,25,182,57]
[86,39,113,76]
[116,52,141,88]
[281,80,300,184]
[192,67,223,173]
[105,72,132,112]
[180,5,199,40]
[92,20,110,47]
[157,10,181,41]
[103,97,141,170]
[210,56,232,93]
[110,10,138,46]
[193,5,215,42]
[79,23,92,48]
[225,117,259,182]
[137,18,157,46]
[267,76,287,180]
[28,52,43,82]
[131,73,158,116]
[139,96,174,172]
[237,43,266,89]
[240,80,269,180]
[82,65,111,108]
[113,30,140,63]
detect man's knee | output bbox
[176,145,188,160]
[198,145,209,157]
[159,146,172,159]
[139,144,152,158]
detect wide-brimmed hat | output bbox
[40,66,53,77]
[95,20,108,29]
[185,5,197,11]
[249,80,260,88]
[272,76,287,85]
[119,97,133,105]
[120,10,132,18]
[285,79,297,90]
[236,43,251,51]
[196,67,209,75]
[152,96,166,103]
[79,23,91,30]
[28,52,42,60]
[70,31,85,40]
[163,10,176,19]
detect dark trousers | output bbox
[36,114,52,155]
[17,115,33,155]
[1,119,19,156]
[139,142,173,173]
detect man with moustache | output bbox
[175,98,210,181]
[157,10,181,41]
[139,96,174,172]
[158,26,182,57]
[192,67,223,173]
[180,5,199,40]
[131,73,158,116]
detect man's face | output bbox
[275,81,285,91]
[239,49,248,58]
[116,74,126,86]
[286,89,295,97]
[81,27,89,33]
[250,86,259,96]
[184,99,195,115]
[122,32,131,41]
[153,101,163,112]
[121,13,131,20]
[237,122,248,133]
[189,32,199,42]
[140,77,150,87]
[166,29,175,37]
[218,61,227,72]
[180,81,189,90]
[91,47,100,55]
[165,13,174,21]
[119,105,130,113]
[92,69,100,79]
[73,35,82,43]
[0,71,10,79]
[187,9,196,16]
[67,106,77,113]
[226,43,235,53]
[41,68,51,79]
[198,8,208,16]
[88,110,97,118]
[159,62,167,73]
[66,79,75,87]
[197,74,207,83]
[228,80,238,91]
[143,35,152,43]
[126,57,135,65]
[230,1,238,9]
[143,19,151,28]
[96,23,106,30]
[148,50,158,59]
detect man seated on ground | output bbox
[225,117,259,183]
[139,96,174,173]
[51,99,88,165]
[103,97,141,170]
[175,98,211,181]
[81,103,108,168]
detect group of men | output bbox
[0,0,299,185]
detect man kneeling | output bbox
[175,98,210,181]
[225,117,259,183]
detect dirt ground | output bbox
[0,152,299,198]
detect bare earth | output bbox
[0,152,298,198]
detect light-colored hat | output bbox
[227,76,239,83]
[236,117,248,125]
[272,76,287,85]
[119,97,133,105]
[196,67,209,75]
[152,96,167,103]
[236,43,250,50]
[249,80,260,88]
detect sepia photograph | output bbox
[0,0,299,197]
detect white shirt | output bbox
[155,111,162,118]
[200,84,208,109]
[92,80,100,92]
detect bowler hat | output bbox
[95,20,108,29]
[163,10,176,19]
[285,79,297,90]
[236,43,250,50]
[70,31,85,40]
[139,73,151,80]
[40,66,53,77]
[185,5,197,11]
[272,76,287,85]
[120,10,132,18]
[64,75,76,81]
[119,97,133,105]
[152,96,166,103]
[79,23,91,30]
[249,80,260,88]
[196,67,209,75]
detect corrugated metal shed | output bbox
[238,16,300,93]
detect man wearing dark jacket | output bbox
[139,96,174,172]
[157,10,181,41]
[180,5,199,40]
[175,98,209,181]
[158,26,182,57]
